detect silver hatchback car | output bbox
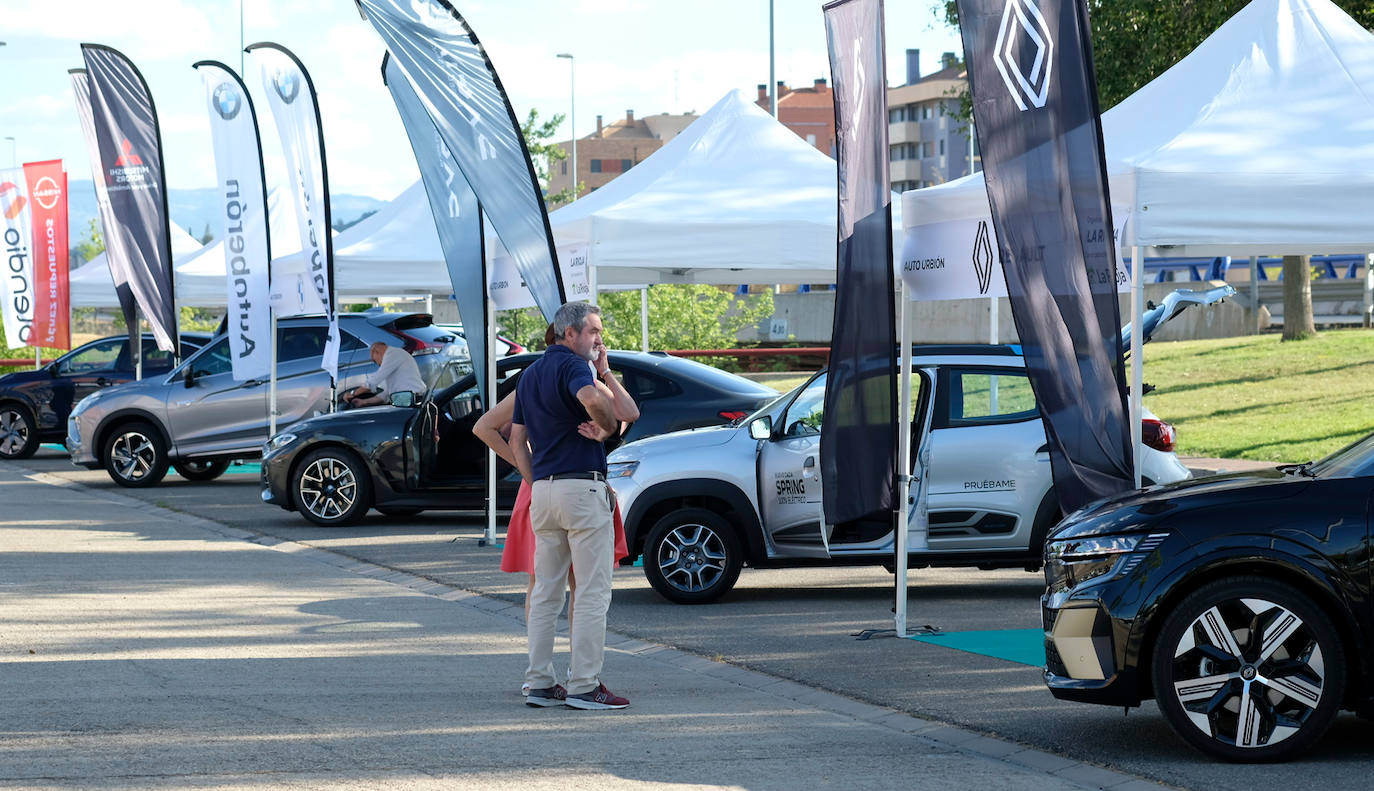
[67,313,463,487]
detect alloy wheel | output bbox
[1166,596,1329,751]
[298,456,358,521]
[655,523,729,594]
[110,430,158,481]
[0,408,31,457]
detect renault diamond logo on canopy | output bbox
[993,0,1055,111]
[972,220,995,294]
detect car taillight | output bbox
[1141,418,1176,453]
[388,330,442,356]
[719,410,748,422]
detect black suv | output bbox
[1041,431,1374,761]
[0,333,211,460]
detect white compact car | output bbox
[608,286,1232,604]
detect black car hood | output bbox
[1050,467,1312,540]
[289,405,416,436]
[0,368,50,388]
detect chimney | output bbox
[813,77,827,91]
[757,83,768,102]
[776,80,790,99]
[941,51,958,70]
[596,114,603,134]
[625,109,634,123]
[906,48,921,85]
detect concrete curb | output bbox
[21,467,1178,791]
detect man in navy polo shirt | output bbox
[509,302,630,710]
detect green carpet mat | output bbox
[906,628,1045,667]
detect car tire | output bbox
[173,458,230,482]
[642,508,743,604]
[376,506,423,517]
[0,404,39,460]
[102,422,170,488]
[293,447,372,527]
[1151,576,1346,762]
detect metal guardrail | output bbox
[0,358,54,367]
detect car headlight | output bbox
[1044,532,1169,595]
[607,461,639,479]
[263,433,298,454]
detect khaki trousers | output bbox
[525,478,614,695]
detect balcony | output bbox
[888,123,922,145]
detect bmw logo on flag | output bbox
[213,83,242,120]
[273,70,301,104]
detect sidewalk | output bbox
[1179,456,1278,477]
[0,466,1172,790]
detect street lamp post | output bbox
[3,136,14,168]
[556,53,576,202]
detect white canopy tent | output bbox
[551,89,903,286]
[69,224,204,308]
[903,0,1374,258]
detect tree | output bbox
[71,218,105,266]
[496,285,775,355]
[1281,256,1317,341]
[521,108,582,208]
[199,223,214,245]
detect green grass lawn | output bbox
[1143,329,1374,462]
[741,328,1374,463]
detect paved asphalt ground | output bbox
[4,447,1370,789]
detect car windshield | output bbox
[742,372,823,426]
[1306,432,1374,479]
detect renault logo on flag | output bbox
[213,83,242,120]
[973,220,995,295]
[272,70,301,104]
[993,0,1055,111]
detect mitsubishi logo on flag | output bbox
[114,138,144,166]
[972,220,995,294]
[993,0,1055,111]
[0,182,25,219]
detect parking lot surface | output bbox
[10,447,1372,789]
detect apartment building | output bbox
[755,78,836,155]
[887,49,978,193]
[545,109,697,207]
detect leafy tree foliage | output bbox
[496,285,774,354]
[521,108,581,207]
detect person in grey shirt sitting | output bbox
[345,342,426,408]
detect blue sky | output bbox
[0,0,963,199]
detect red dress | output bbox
[500,478,629,574]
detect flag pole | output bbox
[894,278,912,636]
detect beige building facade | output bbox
[886,49,979,193]
[546,110,696,208]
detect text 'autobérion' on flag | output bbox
[382,52,490,400]
[355,0,566,323]
[956,0,1133,512]
[0,166,36,349]
[246,42,340,383]
[23,160,70,351]
[195,60,272,382]
[71,68,138,342]
[79,44,180,357]
[821,0,899,525]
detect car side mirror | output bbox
[389,391,416,408]
[748,415,772,440]
[184,370,203,389]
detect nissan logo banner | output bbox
[956,0,1134,512]
[80,44,180,358]
[821,0,898,525]
[196,61,272,382]
[355,0,565,324]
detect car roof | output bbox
[498,350,778,395]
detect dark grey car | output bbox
[67,313,464,488]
